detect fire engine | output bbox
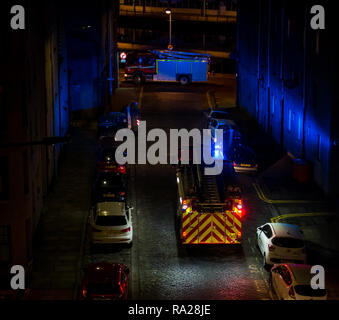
[123,50,210,85]
[176,160,243,244]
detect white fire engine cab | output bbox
[124,50,210,85]
[176,161,243,245]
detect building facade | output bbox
[236,0,339,198]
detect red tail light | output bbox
[268,244,275,251]
[118,165,126,174]
[121,227,130,233]
[136,119,140,126]
[288,286,296,299]
[120,192,126,196]
[233,162,237,167]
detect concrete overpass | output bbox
[117,42,231,59]
[119,5,237,23]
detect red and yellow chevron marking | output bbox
[181,210,242,245]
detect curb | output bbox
[206,90,217,109]
[270,212,336,223]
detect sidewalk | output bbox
[25,127,97,300]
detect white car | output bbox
[90,201,133,246]
[271,264,327,300]
[256,223,306,268]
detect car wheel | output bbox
[179,75,189,85]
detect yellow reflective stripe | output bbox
[182,212,198,229]
[199,225,213,242]
[225,211,241,228]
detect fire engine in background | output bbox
[123,50,210,85]
[176,160,243,245]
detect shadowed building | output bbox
[236,0,339,199]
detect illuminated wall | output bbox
[236,0,338,197]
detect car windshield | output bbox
[294,285,327,297]
[87,282,121,295]
[230,146,256,163]
[272,237,304,248]
[211,112,228,119]
[95,215,127,226]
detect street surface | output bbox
[83,79,272,300]
[27,75,339,300]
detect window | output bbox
[0,226,11,265]
[272,237,304,248]
[0,156,9,201]
[23,151,29,195]
[262,225,273,238]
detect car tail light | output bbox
[268,244,275,252]
[288,286,296,299]
[136,119,140,126]
[233,162,237,167]
[120,192,126,196]
[118,165,126,174]
[121,227,130,233]
[82,288,87,297]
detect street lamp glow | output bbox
[165,9,171,14]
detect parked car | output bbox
[228,144,258,173]
[89,201,133,245]
[81,262,129,300]
[98,112,127,138]
[96,148,127,174]
[98,136,120,150]
[92,172,127,204]
[256,223,306,268]
[98,112,127,129]
[270,264,327,300]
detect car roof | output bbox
[269,223,303,239]
[211,110,228,114]
[96,202,125,216]
[86,262,123,283]
[285,264,314,284]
